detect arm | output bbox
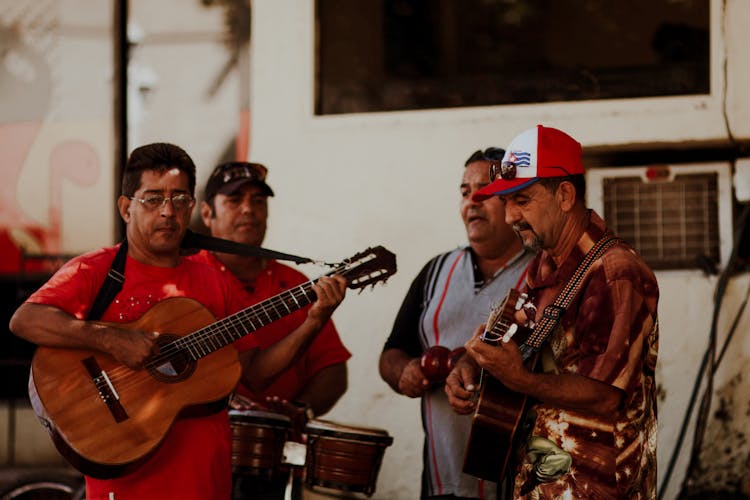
[465,326,623,417]
[9,302,159,370]
[294,362,347,417]
[379,348,430,398]
[379,259,434,397]
[239,275,346,392]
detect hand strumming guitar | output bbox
[99,326,161,370]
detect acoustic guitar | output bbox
[462,288,538,482]
[28,246,396,479]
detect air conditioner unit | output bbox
[586,163,733,271]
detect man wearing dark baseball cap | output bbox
[194,160,351,500]
[204,161,275,200]
[447,125,659,498]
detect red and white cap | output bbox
[473,124,584,201]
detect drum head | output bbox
[305,419,392,445]
[229,409,292,428]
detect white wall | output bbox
[5,0,750,496]
[248,1,750,498]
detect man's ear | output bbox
[200,200,213,228]
[557,181,577,212]
[117,195,132,223]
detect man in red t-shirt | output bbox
[9,144,346,500]
[196,161,351,499]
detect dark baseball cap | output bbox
[204,161,275,200]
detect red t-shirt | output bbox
[191,251,351,401]
[27,245,257,500]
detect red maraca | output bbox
[420,345,452,382]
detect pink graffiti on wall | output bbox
[0,123,100,274]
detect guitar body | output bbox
[462,356,537,482]
[462,289,537,482]
[29,297,242,478]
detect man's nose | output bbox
[504,204,520,225]
[239,197,254,214]
[160,198,177,217]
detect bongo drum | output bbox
[304,419,393,496]
[229,409,292,477]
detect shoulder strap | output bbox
[518,235,621,360]
[181,229,314,265]
[87,240,128,321]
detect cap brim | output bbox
[217,178,275,197]
[472,178,540,201]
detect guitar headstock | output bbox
[337,246,397,290]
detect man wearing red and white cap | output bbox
[446,125,659,499]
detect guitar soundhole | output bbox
[148,334,197,383]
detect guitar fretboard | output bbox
[171,280,318,362]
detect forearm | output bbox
[9,303,109,351]
[240,317,324,391]
[294,363,347,417]
[10,302,160,369]
[511,370,624,417]
[378,348,413,394]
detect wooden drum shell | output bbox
[229,409,292,478]
[304,419,393,496]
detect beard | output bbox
[512,222,543,252]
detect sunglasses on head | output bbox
[489,160,519,182]
[212,162,268,184]
[489,162,574,182]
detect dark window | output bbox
[316,0,710,114]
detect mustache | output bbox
[155,221,179,231]
[512,222,532,232]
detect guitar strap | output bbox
[86,232,318,321]
[517,234,621,360]
[87,239,128,321]
[180,229,316,265]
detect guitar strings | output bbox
[99,283,317,391]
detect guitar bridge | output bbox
[82,356,129,423]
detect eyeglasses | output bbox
[211,162,268,185]
[130,193,195,211]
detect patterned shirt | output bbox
[515,210,659,499]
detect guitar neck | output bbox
[174,280,318,360]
